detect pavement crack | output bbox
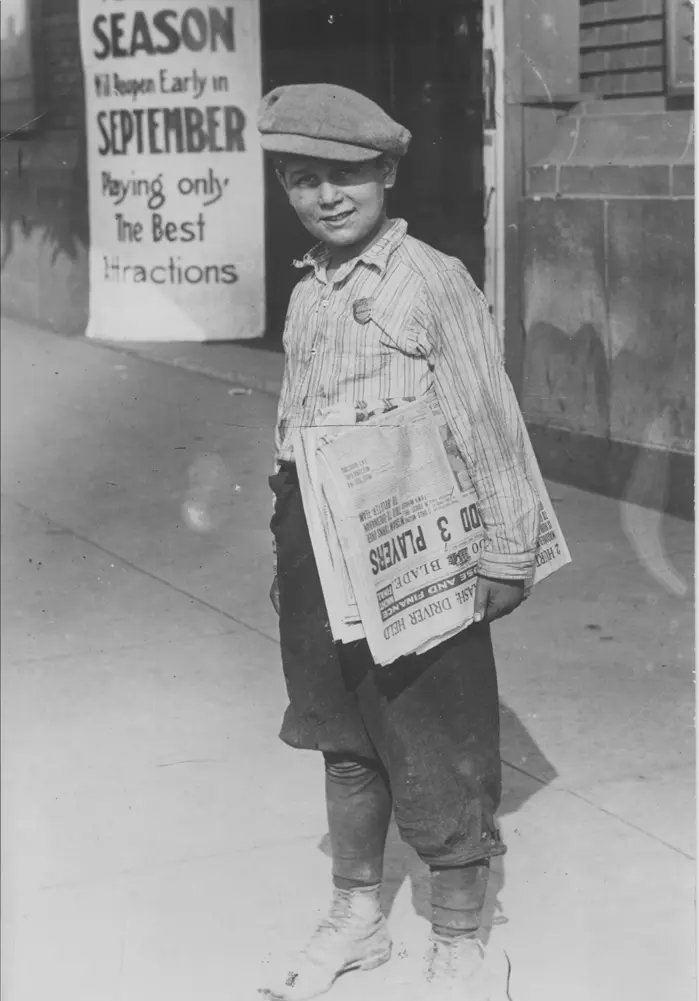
[38,835,323,892]
[156,759,224,768]
[502,759,695,861]
[4,627,247,667]
[3,495,280,649]
[72,335,282,398]
[562,787,695,861]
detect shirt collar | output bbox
[293,218,408,277]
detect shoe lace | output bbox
[301,894,353,963]
[425,936,484,982]
[425,938,457,981]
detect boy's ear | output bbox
[381,155,400,190]
[274,160,290,193]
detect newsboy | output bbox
[257,83,538,1001]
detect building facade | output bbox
[516,0,694,518]
[1,0,694,515]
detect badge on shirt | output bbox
[352,298,375,324]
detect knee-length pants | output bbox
[271,463,506,867]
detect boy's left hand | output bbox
[473,576,525,624]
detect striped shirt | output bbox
[275,218,539,581]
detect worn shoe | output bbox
[258,884,392,1000]
[420,934,512,1000]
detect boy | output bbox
[258,84,538,1000]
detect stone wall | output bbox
[520,103,694,518]
[1,132,89,334]
[1,0,88,334]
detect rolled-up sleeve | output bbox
[421,266,539,581]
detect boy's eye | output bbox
[291,173,317,187]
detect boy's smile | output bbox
[278,156,398,266]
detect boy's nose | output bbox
[318,181,342,206]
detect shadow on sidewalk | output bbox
[316,700,557,937]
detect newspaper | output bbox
[296,393,571,665]
[294,427,364,643]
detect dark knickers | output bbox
[270,463,506,867]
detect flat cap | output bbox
[257,83,411,161]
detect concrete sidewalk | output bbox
[79,332,286,397]
[1,317,695,1001]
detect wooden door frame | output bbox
[502,0,526,399]
[483,0,526,398]
[482,0,506,345]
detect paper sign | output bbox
[79,1,265,341]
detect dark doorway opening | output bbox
[261,0,485,343]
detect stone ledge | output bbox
[527,162,694,197]
[572,97,670,115]
[528,105,695,197]
[529,422,694,522]
[543,109,694,166]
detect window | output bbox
[667,0,694,95]
[580,0,666,98]
[580,0,694,101]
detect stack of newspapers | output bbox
[294,393,570,666]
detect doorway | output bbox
[261,0,486,340]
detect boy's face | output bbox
[278,156,398,251]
